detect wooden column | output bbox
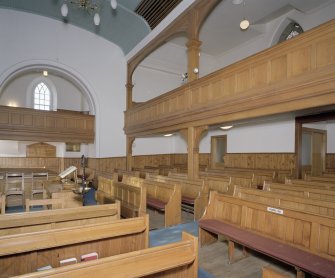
[126,136,135,171]
[126,82,134,110]
[181,126,208,179]
[186,39,202,82]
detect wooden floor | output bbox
[148,208,297,278]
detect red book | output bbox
[81,252,99,262]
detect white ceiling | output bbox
[171,0,335,57]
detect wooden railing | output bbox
[0,106,94,143]
[125,19,335,136]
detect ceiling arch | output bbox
[0,0,151,55]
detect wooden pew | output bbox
[0,215,149,277]
[263,182,335,202]
[199,191,335,278]
[121,175,181,226]
[115,169,140,182]
[233,186,335,218]
[143,179,181,227]
[97,176,146,218]
[147,173,209,220]
[286,178,335,190]
[305,174,335,183]
[0,203,120,236]
[262,266,291,278]
[14,231,197,278]
[25,198,65,212]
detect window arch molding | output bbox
[0,62,96,114]
[269,18,304,47]
[27,76,57,111]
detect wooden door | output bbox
[302,128,326,177]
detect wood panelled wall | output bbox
[326,153,335,171]
[0,157,61,173]
[125,19,335,137]
[223,153,296,171]
[1,153,334,176]
[0,106,94,143]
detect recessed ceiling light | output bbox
[164,133,174,137]
[43,70,48,76]
[232,0,243,4]
[220,125,233,130]
[240,18,250,30]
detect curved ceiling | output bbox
[0,0,151,54]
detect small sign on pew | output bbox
[267,206,283,215]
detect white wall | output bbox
[0,9,127,158]
[132,137,174,155]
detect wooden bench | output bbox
[233,186,335,218]
[286,178,335,190]
[97,176,146,218]
[262,266,291,278]
[147,173,209,220]
[305,174,335,183]
[143,179,181,227]
[25,198,65,212]
[263,182,335,202]
[0,215,149,277]
[14,231,197,278]
[199,191,335,278]
[0,203,120,236]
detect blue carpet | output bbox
[6,205,43,213]
[149,221,215,278]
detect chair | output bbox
[5,172,25,207]
[31,172,48,199]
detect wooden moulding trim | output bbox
[0,216,148,256]
[0,204,119,228]
[125,67,335,136]
[19,233,196,277]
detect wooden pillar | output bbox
[126,82,134,110]
[126,136,135,171]
[181,126,208,179]
[186,39,202,82]
[295,120,302,179]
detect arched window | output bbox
[34,82,51,110]
[278,22,304,44]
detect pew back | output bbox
[16,231,197,278]
[233,186,335,218]
[0,216,149,277]
[264,182,335,201]
[97,176,146,218]
[0,203,120,236]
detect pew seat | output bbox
[199,219,334,278]
[198,191,335,278]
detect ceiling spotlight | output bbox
[43,70,48,77]
[111,0,117,10]
[240,18,250,30]
[220,125,233,130]
[164,133,174,137]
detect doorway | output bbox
[210,135,227,169]
[301,128,326,177]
